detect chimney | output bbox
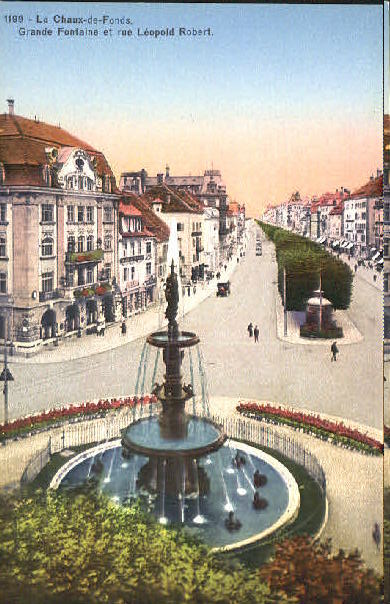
[377,169,382,178]
[165,164,170,178]
[167,194,171,204]
[7,99,14,116]
[370,174,374,181]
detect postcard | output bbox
[0,3,386,603]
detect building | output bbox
[142,184,205,282]
[118,198,157,317]
[345,174,382,259]
[0,100,120,355]
[384,115,390,342]
[202,206,220,273]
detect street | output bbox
[6,223,382,430]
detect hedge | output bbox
[258,221,353,310]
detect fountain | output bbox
[51,258,300,550]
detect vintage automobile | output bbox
[217,281,231,297]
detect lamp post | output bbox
[0,308,14,424]
[283,267,287,337]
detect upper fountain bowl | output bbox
[147,331,200,348]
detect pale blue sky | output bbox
[0,2,383,212]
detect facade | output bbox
[142,185,205,282]
[118,201,157,317]
[0,101,120,354]
[202,206,220,273]
[384,115,390,342]
[118,192,170,298]
[345,174,382,258]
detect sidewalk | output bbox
[329,249,382,293]
[10,254,241,365]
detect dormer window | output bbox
[75,158,84,171]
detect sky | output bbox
[0,2,383,217]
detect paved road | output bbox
[6,223,382,429]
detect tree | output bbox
[259,536,381,604]
[0,489,292,604]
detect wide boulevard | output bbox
[7,222,382,429]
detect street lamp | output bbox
[0,309,14,424]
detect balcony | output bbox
[120,254,144,264]
[145,275,157,286]
[191,231,202,237]
[39,290,61,302]
[65,249,104,264]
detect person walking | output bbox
[254,325,259,343]
[247,322,253,338]
[330,341,339,362]
[373,523,381,551]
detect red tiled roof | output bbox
[0,112,116,188]
[329,205,343,216]
[119,201,142,216]
[349,175,382,199]
[142,184,203,214]
[121,191,170,243]
[122,228,154,238]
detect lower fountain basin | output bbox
[50,440,300,551]
[122,416,226,457]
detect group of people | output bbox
[247,322,259,342]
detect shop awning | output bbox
[376,258,384,265]
[332,240,340,247]
[318,236,326,244]
[372,252,381,261]
[340,241,348,248]
[346,242,354,250]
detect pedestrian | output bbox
[247,322,253,338]
[254,325,259,343]
[187,286,191,296]
[330,341,338,362]
[354,264,358,273]
[373,274,377,282]
[373,523,381,550]
[121,320,127,335]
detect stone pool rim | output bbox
[49,439,300,552]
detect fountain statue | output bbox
[121,260,227,498]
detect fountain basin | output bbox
[49,440,300,551]
[122,416,227,458]
[147,331,199,348]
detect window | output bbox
[0,204,7,223]
[67,236,75,252]
[385,273,389,293]
[146,242,152,254]
[67,205,74,223]
[0,237,6,258]
[131,266,135,280]
[42,204,54,223]
[77,267,85,286]
[138,241,142,254]
[42,272,53,293]
[177,223,184,231]
[78,206,84,223]
[87,179,93,191]
[86,206,94,222]
[103,207,113,222]
[146,262,151,275]
[86,267,94,284]
[0,272,6,293]
[105,264,111,280]
[124,267,129,281]
[104,235,112,251]
[87,235,94,251]
[77,236,84,253]
[131,242,135,256]
[42,237,53,257]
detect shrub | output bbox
[258,221,353,310]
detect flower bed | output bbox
[0,395,157,443]
[236,402,383,455]
[300,323,343,339]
